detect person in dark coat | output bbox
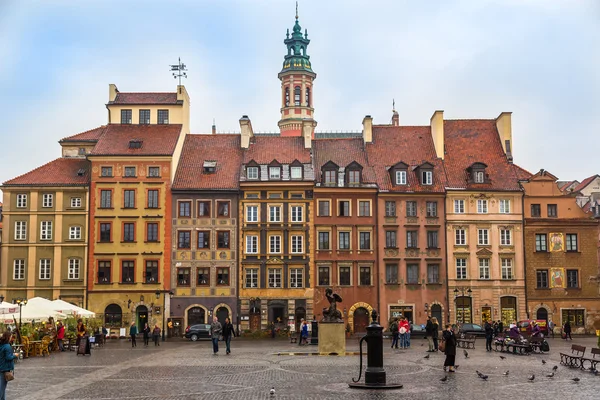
[442,324,457,372]
[152,324,161,346]
[129,322,138,348]
[389,318,399,349]
[563,321,572,340]
[498,320,504,334]
[431,317,440,351]
[484,320,494,351]
[425,316,435,352]
[222,317,235,355]
[142,323,150,347]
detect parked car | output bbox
[410,324,428,338]
[518,320,548,336]
[184,324,212,341]
[458,323,486,337]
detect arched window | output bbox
[294,86,301,106]
[105,304,122,326]
[285,87,290,107]
[305,87,310,107]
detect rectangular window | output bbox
[338,201,350,216]
[338,231,350,250]
[157,109,169,124]
[16,194,27,208]
[339,266,351,286]
[269,167,281,180]
[100,190,112,208]
[42,193,53,208]
[123,190,135,208]
[70,197,82,208]
[98,261,111,283]
[566,234,578,251]
[148,166,160,177]
[269,206,281,222]
[177,268,190,286]
[14,221,27,240]
[358,201,370,216]
[291,235,304,253]
[318,232,330,250]
[145,261,158,283]
[501,259,513,280]
[500,229,512,245]
[318,200,330,216]
[40,221,52,240]
[147,190,159,208]
[395,170,407,185]
[455,229,466,245]
[39,259,51,280]
[146,223,158,242]
[359,232,371,250]
[217,231,230,249]
[427,264,439,284]
[68,259,80,280]
[385,231,397,248]
[268,269,282,288]
[290,166,303,179]
[427,231,438,248]
[406,264,419,284]
[124,167,136,177]
[348,170,360,185]
[123,223,135,242]
[536,270,548,288]
[426,201,437,217]
[246,205,258,222]
[269,235,281,253]
[246,235,258,254]
[385,201,396,217]
[535,234,547,251]
[121,109,132,124]
[247,166,259,179]
[178,201,191,217]
[217,201,230,217]
[478,229,489,245]
[13,259,25,280]
[290,268,303,288]
[477,199,488,214]
[245,268,258,288]
[69,226,82,240]
[217,268,230,285]
[479,258,490,279]
[566,269,579,288]
[454,199,465,214]
[456,258,467,280]
[101,166,113,177]
[197,268,209,285]
[291,206,303,222]
[100,223,111,242]
[422,170,433,185]
[139,109,150,124]
[318,266,330,286]
[385,264,398,284]
[499,199,510,214]
[547,204,558,218]
[406,230,418,248]
[359,266,371,285]
[196,231,210,249]
[177,231,191,249]
[531,204,541,217]
[198,201,211,217]
[406,201,417,217]
[324,170,336,186]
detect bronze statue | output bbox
[322,288,343,323]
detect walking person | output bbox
[563,321,572,340]
[484,320,493,352]
[130,322,138,348]
[406,320,412,348]
[76,319,87,347]
[297,319,305,346]
[390,318,399,349]
[431,317,440,351]
[0,331,16,400]
[211,316,222,354]
[442,324,457,372]
[548,319,555,338]
[300,320,309,345]
[152,324,161,346]
[398,317,409,349]
[425,316,434,352]
[142,323,150,347]
[57,321,65,351]
[222,317,235,355]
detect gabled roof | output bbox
[366,125,445,192]
[513,164,533,181]
[242,137,311,164]
[3,158,90,187]
[89,124,182,156]
[173,134,242,190]
[60,126,107,143]
[573,174,600,193]
[557,180,579,193]
[443,120,521,191]
[313,138,376,183]
[110,92,179,105]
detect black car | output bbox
[410,324,428,338]
[458,323,486,337]
[184,324,212,341]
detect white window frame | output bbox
[269,206,281,222]
[291,235,303,254]
[422,170,433,185]
[246,205,258,222]
[42,193,53,208]
[358,200,371,217]
[456,258,467,280]
[247,166,259,180]
[269,167,281,180]
[454,199,465,214]
[70,197,82,208]
[269,235,281,254]
[268,268,282,288]
[291,206,303,222]
[474,171,484,183]
[14,221,27,240]
[68,259,81,280]
[39,259,51,280]
[501,258,513,280]
[500,229,512,246]
[290,166,303,179]
[69,226,82,240]
[499,199,510,214]
[478,229,489,245]
[477,199,488,214]
[16,194,27,208]
[395,170,407,185]
[455,229,466,245]
[13,259,25,280]
[40,221,52,240]
[245,268,258,288]
[245,235,258,254]
[290,268,304,288]
[479,258,490,280]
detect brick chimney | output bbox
[362,115,373,144]
[239,115,254,149]
[392,110,399,126]
[430,110,444,159]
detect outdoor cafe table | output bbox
[29,341,42,356]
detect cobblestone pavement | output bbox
[9,336,599,400]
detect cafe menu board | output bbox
[77,337,88,355]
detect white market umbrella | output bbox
[0,297,67,323]
[51,299,95,317]
[0,302,20,315]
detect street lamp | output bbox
[14,298,27,341]
[453,287,472,324]
[155,290,174,342]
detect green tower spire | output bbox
[280,2,313,74]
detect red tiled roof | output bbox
[443,120,521,191]
[366,125,445,192]
[3,158,90,186]
[89,124,182,156]
[242,136,311,164]
[573,175,599,193]
[513,164,533,180]
[313,138,376,183]
[173,134,242,190]
[60,126,107,142]
[111,92,178,105]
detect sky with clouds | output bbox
[0,0,598,199]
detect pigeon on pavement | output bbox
[424,354,430,359]
[542,359,547,365]
[503,371,509,376]
[552,365,558,372]
[572,377,580,382]
[270,387,276,396]
[499,356,506,360]
[546,373,554,378]
[440,376,448,382]
[528,374,535,381]
[463,350,469,358]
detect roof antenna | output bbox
[296,1,298,20]
[170,57,188,86]
[392,98,396,112]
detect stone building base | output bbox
[318,322,346,356]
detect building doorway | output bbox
[455,297,472,324]
[187,307,206,326]
[136,305,148,330]
[481,306,492,325]
[430,304,442,326]
[353,307,370,333]
[216,307,229,325]
[536,307,548,322]
[268,300,287,328]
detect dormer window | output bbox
[203,161,216,174]
[246,160,260,180]
[474,171,484,183]
[396,171,406,185]
[129,140,142,149]
[321,161,339,187]
[157,110,169,124]
[422,171,433,185]
[345,162,363,186]
[467,162,489,184]
[268,160,282,180]
[389,162,408,186]
[290,160,303,180]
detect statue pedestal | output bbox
[318,322,346,356]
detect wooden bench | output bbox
[560,344,586,368]
[580,347,599,371]
[504,340,532,355]
[456,334,476,349]
[529,336,547,353]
